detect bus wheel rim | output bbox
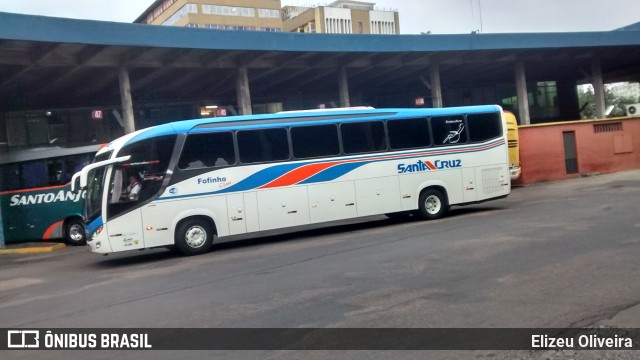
[69,224,84,241]
[425,195,441,214]
[185,226,207,248]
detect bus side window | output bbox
[0,164,21,191]
[238,128,289,164]
[466,113,503,142]
[431,115,468,145]
[387,118,431,150]
[21,160,48,189]
[178,132,235,169]
[291,124,340,159]
[341,121,386,154]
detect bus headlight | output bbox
[91,226,103,242]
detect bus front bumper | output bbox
[87,227,112,254]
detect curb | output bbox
[0,243,66,254]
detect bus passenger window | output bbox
[341,121,386,154]
[467,113,503,142]
[388,118,431,150]
[291,124,339,159]
[178,132,235,169]
[431,116,468,145]
[238,128,289,164]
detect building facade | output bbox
[135,0,283,32]
[282,1,399,34]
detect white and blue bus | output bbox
[75,106,511,256]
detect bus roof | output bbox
[125,105,503,146]
[0,144,102,165]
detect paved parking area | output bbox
[2,170,640,359]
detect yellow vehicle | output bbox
[505,112,521,180]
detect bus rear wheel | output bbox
[65,219,87,246]
[417,188,449,220]
[175,218,214,256]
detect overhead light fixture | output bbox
[205,105,218,109]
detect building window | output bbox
[147,0,179,24]
[202,5,256,18]
[162,3,197,26]
[258,8,280,19]
[358,21,363,34]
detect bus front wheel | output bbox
[417,188,449,220]
[175,218,214,256]
[65,219,87,246]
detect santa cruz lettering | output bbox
[397,159,462,173]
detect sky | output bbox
[0,0,638,34]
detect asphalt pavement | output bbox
[2,170,640,359]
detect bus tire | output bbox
[417,188,449,220]
[65,219,87,246]
[175,218,214,256]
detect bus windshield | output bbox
[85,151,112,223]
[106,136,176,220]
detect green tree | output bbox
[578,84,640,119]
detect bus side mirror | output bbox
[74,155,131,191]
[71,171,82,193]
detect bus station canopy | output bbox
[1,11,640,111]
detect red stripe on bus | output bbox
[260,162,340,189]
[42,221,64,241]
[0,184,69,196]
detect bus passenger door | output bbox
[462,167,477,203]
[107,208,145,252]
[226,193,246,235]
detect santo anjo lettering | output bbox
[10,190,84,207]
[397,159,462,174]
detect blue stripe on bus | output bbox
[158,139,505,201]
[216,163,300,193]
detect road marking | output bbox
[0,278,44,292]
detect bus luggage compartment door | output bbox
[226,193,247,236]
[355,176,401,217]
[462,167,477,203]
[257,186,310,231]
[307,181,357,223]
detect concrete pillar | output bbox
[591,56,606,119]
[118,68,136,134]
[236,66,253,115]
[515,60,531,125]
[430,63,443,108]
[339,66,351,108]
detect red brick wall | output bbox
[516,117,640,184]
